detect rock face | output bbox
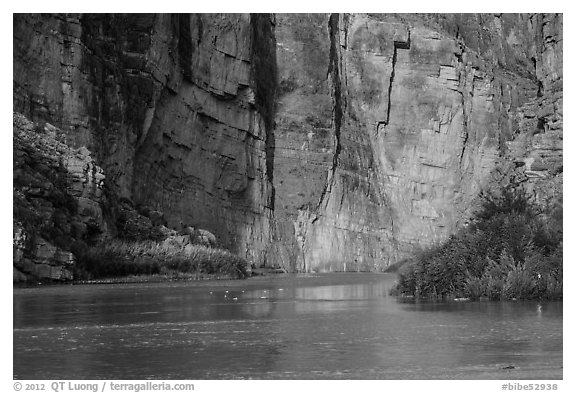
[13,114,106,280]
[13,13,562,276]
[14,14,276,266]
[499,13,563,223]
[272,14,398,272]
[272,13,562,271]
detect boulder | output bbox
[13,267,28,283]
[195,229,217,247]
[148,210,166,227]
[157,225,178,238]
[13,237,75,281]
[180,226,195,236]
[163,235,191,248]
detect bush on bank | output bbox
[74,240,248,280]
[391,186,562,300]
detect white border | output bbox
[3,3,572,392]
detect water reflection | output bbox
[14,274,562,379]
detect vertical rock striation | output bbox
[273,14,398,272]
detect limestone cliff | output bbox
[13,13,562,277]
[14,14,277,270]
[272,13,562,272]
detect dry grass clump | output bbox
[75,240,248,280]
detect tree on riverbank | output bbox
[391,185,562,300]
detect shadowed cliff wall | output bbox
[14,14,277,265]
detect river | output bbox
[13,273,562,379]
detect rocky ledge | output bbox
[13,113,106,281]
[13,113,230,282]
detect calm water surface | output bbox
[13,273,562,379]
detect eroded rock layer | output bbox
[13,114,106,280]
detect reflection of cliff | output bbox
[13,13,562,276]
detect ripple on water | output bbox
[13,274,562,379]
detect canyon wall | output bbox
[272,13,562,272]
[13,13,562,277]
[14,14,277,266]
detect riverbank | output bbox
[75,239,248,279]
[14,273,241,288]
[13,113,259,284]
[14,270,396,290]
[391,185,563,301]
[13,266,296,288]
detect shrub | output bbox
[74,239,248,280]
[503,263,536,300]
[391,184,562,301]
[463,273,486,300]
[475,185,535,221]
